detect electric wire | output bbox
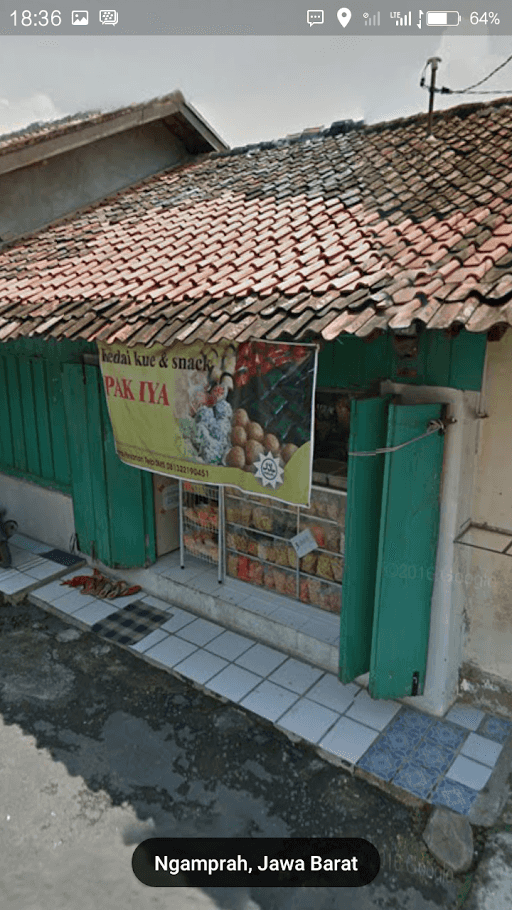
[420,52,512,96]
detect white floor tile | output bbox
[272,607,309,631]
[306,675,360,714]
[72,601,120,626]
[460,732,503,768]
[144,636,198,669]
[50,591,98,614]
[160,609,197,634]
[267,657,324,694]
[301,619,339,643]
[319,716,380,764]
[29,578,78,604]
[140,594,175,612]
[240,680,299,722]
[23,561,64,580]
[131,629,170,653]
[176,618,225,646]
[345,688,401,731]
[277,698,340,744]
[0,572,36,593]
[191,573,225,594]
[8,549,46,570]
[0,568,21,581]
[205,664,263,702]
[242,596,279,616]
[446,755,492,791]
[8,534,50,554]
[174,650,229,685]
[235,643,288,676]
[445,704,486,731]
[205,631,255,661]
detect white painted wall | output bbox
[459,331,512,684]
[0,473,75,551]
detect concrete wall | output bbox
[0,121,191,240]
[0,473,75,551]
[458,331,512,686]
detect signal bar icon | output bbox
[363,11,381,26]
[390,10,412,25]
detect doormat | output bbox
[60,568,142,599]
[41,549,86,567]
[91,600,171,646]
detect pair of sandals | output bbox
[61,568,141,599]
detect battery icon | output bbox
[426,11,461,25]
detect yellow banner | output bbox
[98,339,318,506]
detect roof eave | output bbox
[0,90,228,177]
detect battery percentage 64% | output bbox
[470,11,500,24]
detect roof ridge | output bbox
[208,93,512,160]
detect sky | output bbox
[1,32,511,146]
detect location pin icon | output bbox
[337,7,352,27]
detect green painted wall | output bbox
[0,338,94,491]
[0,337,156,567]
[316,330,487,392]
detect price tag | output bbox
[290,529,317,558]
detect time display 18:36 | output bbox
[10,10,62,25]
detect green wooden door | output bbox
[369,403,445,699]
[62,363,156,568]
[339,397,390,684]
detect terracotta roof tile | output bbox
[1,95,512,344]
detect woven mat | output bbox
[60,568,141,600]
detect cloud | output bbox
[0,92,66,136]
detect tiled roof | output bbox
[0,95,512,347]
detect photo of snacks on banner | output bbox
[175,340,316,474]
[99,339,317,506]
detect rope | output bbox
[349,419,445,457]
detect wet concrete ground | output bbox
[0,598,487,909]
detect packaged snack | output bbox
[252,507,273,533]
[239,503,253,525]
[287,548,297,570]
[300,552,317,575]
[249,560,264,585]
[227,554,239,577]
[300,579,310,603]
[317,554,335,581]
[264,566,275,589]
[332,556,344,582]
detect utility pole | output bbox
[426,57,442,136]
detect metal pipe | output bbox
[427,57,442,136]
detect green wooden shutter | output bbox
[369,402,445,699]
[62,362,156,568]
[339,396,390,684]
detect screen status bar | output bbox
[1,1,510,35]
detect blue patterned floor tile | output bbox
[477,715,512,745]
[372,725,423,759]
[358,743,404,781]
[430,779,479,815]
[392,762,440,799]
[411,739,458,773]
[425,720,467,751]
[388,708,434,738]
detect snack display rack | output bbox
[224,485,345,614]
[179,480,224,583]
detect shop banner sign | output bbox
[98,339,318,507]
